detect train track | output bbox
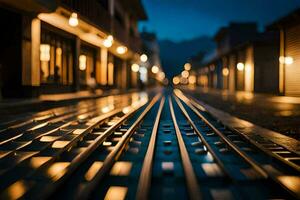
[0,89,299,200]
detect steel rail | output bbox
[0,102,104,144]
[175,90,300,198]
[0,99,126,149]
[169,97,202,200]
[175,91,268,178]
[173,95,232,179]
[187,93,300,173]
[75,94,161,200]
[136,97,165,200]
[0,107,124,192]
[36,99,150,199]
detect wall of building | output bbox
[236,50,245,91]
[198,41,279,95]
[228,54,236,92]
[244,46,254,92]
[285,24,300,96]
[0,7,23,97]
[253,43,279,94]
[0,0,144,98]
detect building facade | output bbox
[197,23,280,94]
[0,0,147,98]
[269,8,300,96]
[140,31,164,87]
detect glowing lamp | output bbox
[140,54,148,62]
[131,64,139,72]
[184,63,192,71]
[158,72,165,80]
[181,70,189,78]
[237,63,245,71]
[103,35,113,48]
[222,68,229,76]
[173,76,180,85]
[285,57,294,65]
[188,75,196,84]
[69,13,79,27]
[116,46,127,55]
[151,65,159,74]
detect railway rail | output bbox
[0,89,299,200]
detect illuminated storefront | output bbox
[79,44,97,88]
[40,25,75,89]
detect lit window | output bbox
[79,55,87,71]
[40,44,50,62]
[108,62,114,85]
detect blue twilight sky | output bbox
[139,0,300,42]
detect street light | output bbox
[188,75,196,84]
[184,63,191,71]
[151,65,159,74]
[181,70,189,78]
[237,62,245,71]
[103,35,114,48]
[116,46,127,55]
[173,76,180,85]
[222,68,229,76]
[158,72,165,80]
[140,54,148,62]
[131,64,140,72]
[69,13,79,27]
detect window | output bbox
[40,28,74,85]
[80,45,97,86]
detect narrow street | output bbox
[0,89,299,199]
[1,0,300,199]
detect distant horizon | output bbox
[139,0,300,42]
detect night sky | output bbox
[139,0,300,42]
